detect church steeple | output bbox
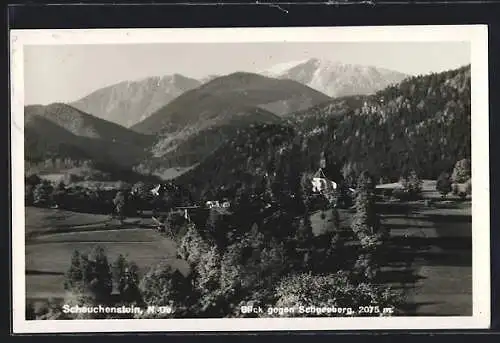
[319,152,326,169]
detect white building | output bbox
[311,168,337,193]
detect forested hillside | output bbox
[176,123,303,202]
[24,103,156,181]
[294,65,471,183]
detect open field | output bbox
[25,206,187,301]
[25,207,111,233]
[309,191,472,316]
[376,199,472,316]
[376,179,470,201]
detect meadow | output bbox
[25,207,187,301]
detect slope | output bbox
[175,122,301,202]
[131,72,331,135]
[291,65,472,182]
[71,74,201,127]
[24,103,156,174]
[262,58,408,98]
[173,65,471,206]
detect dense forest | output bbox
[290,65,471,183]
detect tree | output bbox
[436,172,452,198]
[206,209,232,248]
[177,224,211,266]
[64,250,84,292]
[112,254,142,305]
[113,191,128,222]
[131,181,151,214]
[300,172,314,211]
[352,171,380,235]
[342,161,361,188]
[350,171,384,280]
[62,246,113,318]
[138,262,193,318]
[32,180,54,207]
[270,271,402,317]
[192,245,225,316]
[452,158,471,183]
[26,174,42,187]
[50,181,67,207]
[400,169,422,198]
[88,245,113,302]
[294,216,314,269]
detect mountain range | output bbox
[67,59,407,128]
[175,64,471,200]
[131,72,331,175]
[24,103,155,179]
[25,63,470,190]
[71,74,201,128]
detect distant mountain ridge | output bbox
[25,65,471,189]
[129,72,331,171]
[132,72,331,135]
[71,74,201,128]
[24,103,155,170]
[174,64,471,201]
[262,58,408,98]
[67,59,407,129]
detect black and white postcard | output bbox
[10,25,490,333]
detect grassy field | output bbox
[376,181,472,316]
[25,206,186,301]
[309,180,473,316]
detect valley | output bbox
[23,61,474,319]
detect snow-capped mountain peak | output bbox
[261,58,408,98]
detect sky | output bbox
[23,41,470,105]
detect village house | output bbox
[311,168,338,193]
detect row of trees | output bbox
[25,173,195,223]
[27,247,141,320]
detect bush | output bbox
[403,170,422,197]
[452,158,471,183]
[138,262,193,318]
[32,180,54,207]
[270,271,402,317]
[436,172,452,198]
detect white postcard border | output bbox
[10,25,490,333]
